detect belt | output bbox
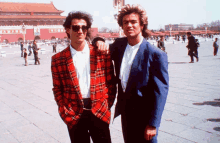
[83,98,91,110]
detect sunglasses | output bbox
[71,25,88,32]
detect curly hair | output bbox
[63,11,93,41]
[117,4,150,38]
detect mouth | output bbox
[126,29,134,33]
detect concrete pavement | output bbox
[0,39,220,143]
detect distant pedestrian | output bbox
[33,40,40,65]
[20,42,24,57]
[23,48,28,66]
[158,36,166,53]
[186,32,198,63]
[28,43,32,56]
[53,42,57,53]
[213,38,219,56]
[182,35,186,43]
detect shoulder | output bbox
[141,39,167,60]
[51,46,69,62]
[112,37,127,45]
[110,37,127,52]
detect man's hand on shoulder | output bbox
[144,125,156,141]
[96,41,109,54]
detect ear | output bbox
[66,28,70,34]
[141,25,144,31]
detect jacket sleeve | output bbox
[105,48,116,109]
[148,51,169,128]
[51,57,65,107]
[51,56,82,129]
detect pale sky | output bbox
[1,0,219,30]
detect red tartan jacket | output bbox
[51,44,116,129]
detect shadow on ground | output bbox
[193,99,220,107]
[213,127,220,132]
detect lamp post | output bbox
[169,24,172,37]
[114,0,123,37]
[205,26,207,35]
[22,23,26,42]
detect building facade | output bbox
[0,2,66,42]
[165,23,194,31]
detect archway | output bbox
[34,36,40,40]
[4,39,9,44]
[18,37,23,42]
[51,36,56,40]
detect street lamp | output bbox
[205,27,207,35]
[22,23,26,42]
[169,24,172,37]
[114,0,123,37]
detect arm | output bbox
[149,51,169,127]
[104,51,116,109]
[51,57,65,108]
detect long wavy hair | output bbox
[117,4,151,38]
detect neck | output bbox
[127,33,143,46]
[71,40,86,51]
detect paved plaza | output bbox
[0,39,220,143]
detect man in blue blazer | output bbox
[93,4,169,143]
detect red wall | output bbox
[0,33,23,43]
[0,28,67,42]
[40,29,66,40]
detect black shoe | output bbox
[196,58,199,62]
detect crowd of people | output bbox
[20,41,60,66]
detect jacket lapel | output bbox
[89,45,97,100]
[115,38,128,78]
[64,46,82,98]
[125,39,148,93]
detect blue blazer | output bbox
[110,37,169,128]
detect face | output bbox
[187,34,190,38]
[122,13,143,38]
[67,19,88,44]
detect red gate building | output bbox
[0,2,67,43]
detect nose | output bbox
[127,22,132,27]
[78,28,83,33]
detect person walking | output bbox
[213,38,219,56]
[33,41,40,65]
[28,43,32,56]
[157,36,166,53]
[52,42,57,53]
[93,4,169,143]
[23,48,28,66]
[20,41,24,57]
[186,32,198,63]
[51,11,116,143]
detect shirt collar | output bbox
[70,41,89,56]
[128,36,144,49]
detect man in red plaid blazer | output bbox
[51,11,116,143]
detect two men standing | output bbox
[51,4,169,143]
